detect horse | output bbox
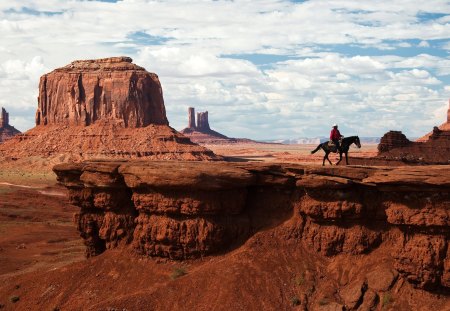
[310,136,361,166]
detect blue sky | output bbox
[0,0,449,140]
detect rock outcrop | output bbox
[0,58,218,163]
[377,101,450,164]
[54,161,450,292]
[35,56,168,127]
[196,111,210,131]
[418,99,450,140]
[377,131,411,153]
[0,107,21,143]
[181,107,254,144]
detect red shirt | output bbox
[330,128,341,140]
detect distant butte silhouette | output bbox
[0,107,21,143]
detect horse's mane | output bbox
[343,135,359,142]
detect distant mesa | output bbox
[377,100,450,164]
[181,107,230,143]
[181,107,252,144]
[0,57,218,164]
[0,107,21,143]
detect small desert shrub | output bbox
[291,296,301,306]
[382,292,392,308]
[294,274,305,286]
[9,296,19,303]
[170,267,187,280]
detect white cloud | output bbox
[0,0,449,138]
[418,40,430,47]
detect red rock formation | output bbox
[196,111,210,131]
[0,57,218,162]
[54,161,450,292]
[0,107,9,127]
[377,131,411,153]
[377,101,450,164]
[0,107,21,143]
[181,107,248,144]
[188,107,196,128]
[35,56,168,127]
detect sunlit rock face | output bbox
[35,56,168,127]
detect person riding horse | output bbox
[330,124,343,151]
[311,125,361,165]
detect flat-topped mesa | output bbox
[35,56,168,127]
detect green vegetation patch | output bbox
[170,267,187,280]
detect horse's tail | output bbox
[311,144,321,154]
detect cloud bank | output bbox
[0,0,449,139]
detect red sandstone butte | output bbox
[0,57,218,163]
[35,56,168,127]
[0,107,21,143]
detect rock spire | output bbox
[0,107,9,128]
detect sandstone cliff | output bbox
[0,58,218,164]
[36,56,168,127]
[0,107,21,143]
[54,161,450,297]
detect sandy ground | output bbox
[0,182,84,281]
[204,142,379,164]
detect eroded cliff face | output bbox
[0,57,218,162]
[36,56,168,127]
[54,162,450,293]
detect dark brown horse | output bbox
[311,136,361,166]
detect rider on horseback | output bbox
[330,124,343,151]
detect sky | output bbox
[0,0,449,140]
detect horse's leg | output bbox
[322,152,326,166]
[336,152,342,165]
[325,152,332,165]
[345,152,349,165]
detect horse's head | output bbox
[354,136,361,148]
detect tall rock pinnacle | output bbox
[0,107,21,142]
[0,107,9,128]
[188,107,196,128]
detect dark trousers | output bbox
[332,139,340,149]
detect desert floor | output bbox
[4,142,442,311]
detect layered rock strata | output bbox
[0,107,21,143]
[54,161,450,291]
[36,56,168,127]
[0,58,217,161]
